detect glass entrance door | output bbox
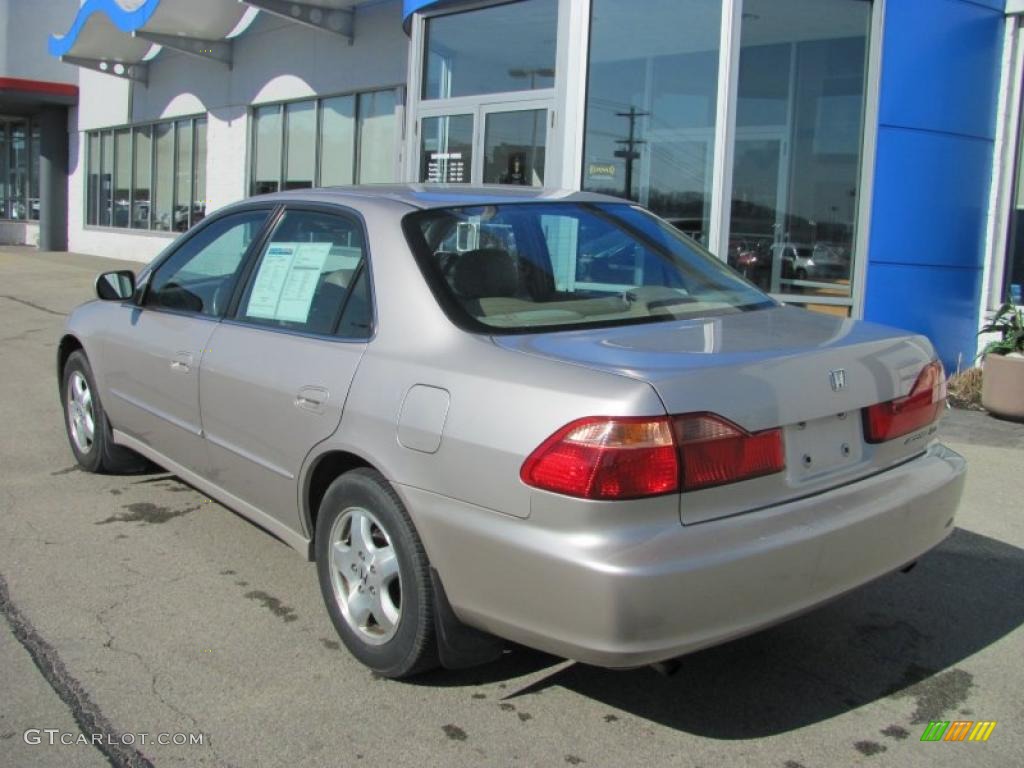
[420,114,474,184]
[418,101,551,186]
[481,107,548,186]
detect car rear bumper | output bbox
[400,442,965,668]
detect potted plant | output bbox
[980,301,1024,420]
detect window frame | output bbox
[136,203,280,320]
[223,202,378,343]
[247,87,403,197]
[84,114,208,235]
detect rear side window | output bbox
[234,209,372,338]
[404,202,772,334]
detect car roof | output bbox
[249,184,628,212]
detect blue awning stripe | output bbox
[403,0,463,23]
[49,0,163,58]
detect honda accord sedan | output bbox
[58,185,965,678]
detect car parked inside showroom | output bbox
[58,185,965,678]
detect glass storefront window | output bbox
[132,126,151,229]
[87,132,100,226]
[85,117,204,232]
[251,105,283,196]
[729,0,870,299]
[579,0,871,307]
[113,129,131,228]
[284,101,316,190]
[357,90,396,184]
[193,118,207,225]
[0,125,8,218]
[29,124,40,221]
[422,0,557,100]
[582,0,722,246]
[100,131,114,227]
[251,89,398,193]
[320,95,356,187]
[174,120,194,232]
[152,123,175,231]
[1002,67,1024,306]
[7,124,29,220]
[420,114,473,183]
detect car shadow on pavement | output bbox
[421,527,1024,738]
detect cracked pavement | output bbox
[1,245,1023,767]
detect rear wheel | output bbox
[316,468,438,678]
[61,350,149,474]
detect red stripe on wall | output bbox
[0,77,79,99]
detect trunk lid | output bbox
[495,306,941,524]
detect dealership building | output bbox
[0,0,1022,371]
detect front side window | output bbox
[405,203,772,334]
[235,209,371,337]
[422,0,557,100]
[146,210,270,317]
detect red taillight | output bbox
[520,417,679,500]
[521,412,787,500]
[674,413,786,491]
[863,361,946,444]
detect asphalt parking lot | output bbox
[1,244,1023,768]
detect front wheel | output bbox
[316,468,439,678]
[61,350,149,474]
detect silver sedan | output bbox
[58,185,966,678]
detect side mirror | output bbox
[95,270,136,301]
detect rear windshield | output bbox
[403,202,770,335]
[403,202,773,334]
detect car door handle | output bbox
[170,351,193,373]
[295,386,329,413]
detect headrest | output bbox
[450,249,519,299]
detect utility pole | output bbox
[614,106,648,201]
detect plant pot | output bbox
[981,353,1024,421]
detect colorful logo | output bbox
[920,721,997,742]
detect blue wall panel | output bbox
[870,127,991,269]
[864,263,983,371]
[866,0,1005,371]
[880,0,1004,139]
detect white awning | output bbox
[49,0,366,84]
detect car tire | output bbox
[795,268,807,281]
[316,468,439,679]
[61,350,150,474]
